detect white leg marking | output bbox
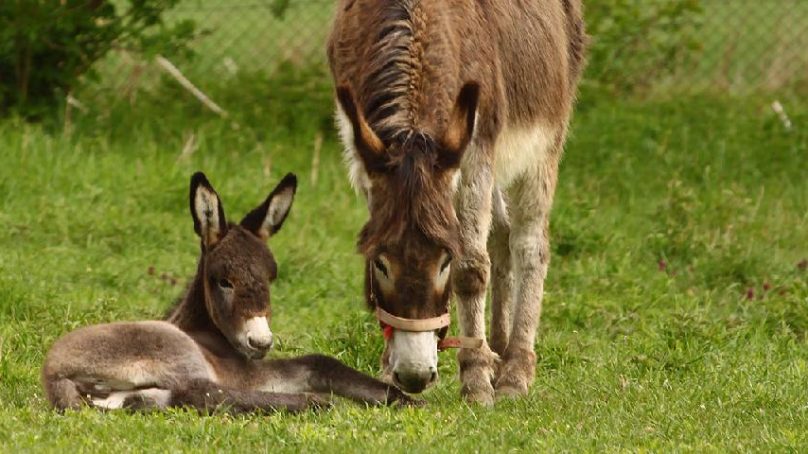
[92,391,133,410]
[136,388,172,408]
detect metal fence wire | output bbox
[101,0,808,96]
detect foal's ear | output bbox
[439,82,480,168]
[240,173,297,240]
[335,85,387,174]
[190,172,228,248]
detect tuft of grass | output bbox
[0,92,806,451]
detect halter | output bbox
[369,264,483,351]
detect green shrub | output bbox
[0,0,195,118]
[584,0,703,96]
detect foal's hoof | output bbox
[395,394,427,408]
[305,393,333,411]
[387,387,426,407]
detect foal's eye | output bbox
[218,278,234,289]
[373,259,389,278]
[440,256,452,273]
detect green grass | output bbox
[0,91,806,452]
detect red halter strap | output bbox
[370,265,482,351]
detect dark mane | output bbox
[163,259,213,332]
[360,0,423,144]
[358,131,460,256]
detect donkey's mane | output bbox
[361,0,426,144]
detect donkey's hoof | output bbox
[458,345,499,407]
[494,381,529,400]
[461,383,495,407]
[494,347,536,399]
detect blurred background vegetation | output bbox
[1,0,806,126]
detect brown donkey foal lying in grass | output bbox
[42,172,417,413]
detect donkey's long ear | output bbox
[438,82,480,169]
[335,85,387,173]
[240,173,297,240]
[190,172,228,248]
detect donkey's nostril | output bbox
[393,371,429,393]
[429,371,438,383]
[248,334,273,350]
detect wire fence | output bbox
[98,0,808,98]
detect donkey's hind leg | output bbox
[495,147,560,399]
[488,187,513,357]
[265,355,422,407]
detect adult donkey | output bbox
[42,172,416,412]
[328,1,586,404]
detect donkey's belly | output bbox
[492,123,558,188]
[45,320,216,391]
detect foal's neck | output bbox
[166,258,217,334]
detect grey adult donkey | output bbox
[328,0,587,405]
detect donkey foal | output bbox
[42,172,417,413]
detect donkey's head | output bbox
[336,83,480,393]
[189,172,297,359]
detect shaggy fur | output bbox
[42,173,417,413]
[329,0,587,404]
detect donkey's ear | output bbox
[335,85,387,173]
[438,82,480,168]
[190,172,228,248]
[240,173,297,240]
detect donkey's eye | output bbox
[373,259,389,278]
[440,256,452,273]
[218,278,234,289]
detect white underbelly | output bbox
[493,123,557,188]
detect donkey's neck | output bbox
[166,259,217,334]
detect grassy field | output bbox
[0,86,806,451]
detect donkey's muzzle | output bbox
[239,316,273,358]
[247,333,273,351]
[393,368,437,394]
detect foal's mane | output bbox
[163,259,207,328]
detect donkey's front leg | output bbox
[488,187,513,357]
[266,355,422,407]
[452,161,499,406]
[495,156,559,399]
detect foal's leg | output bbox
[452,156,499,406]
[163,379,327,414]
[488,187,513,357]
[495,148,560,398]
[108,381,326,414]
[43,377,86,411]
[262,355,422,407]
